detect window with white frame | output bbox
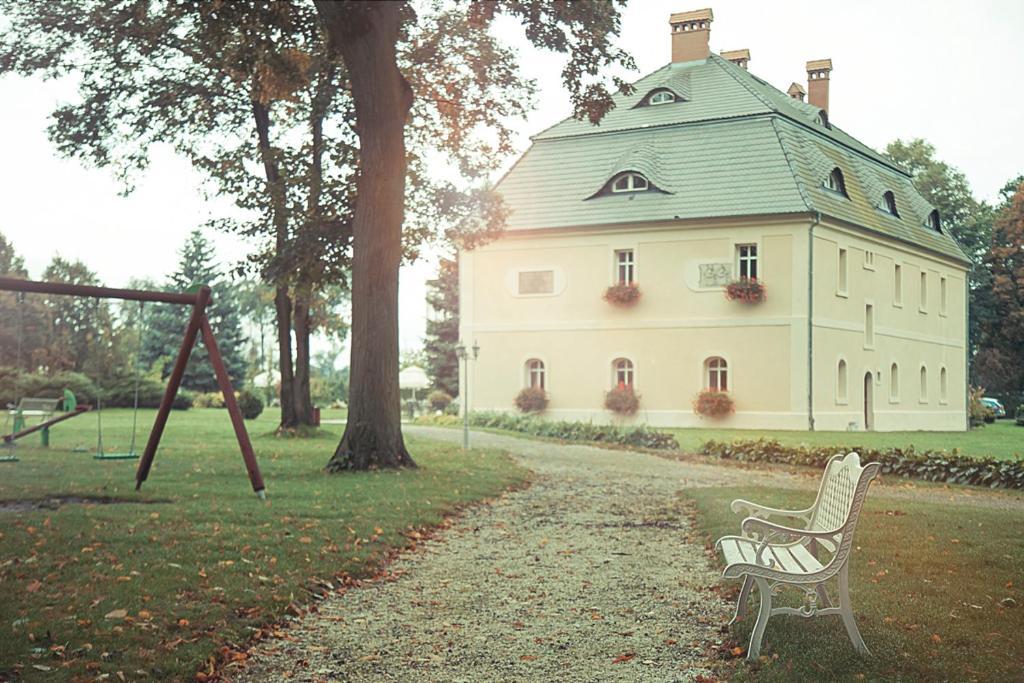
[704,357,728,392]
[882,191,899,217]
[610,172,650,193]
[612,358,634,388]
[826,167,848,197]
[647,89,676,105]
[615,249,635,285]
[836,359,848,403]
[736,244,758,280]
[919,365,928,402]
[890,362,900,402]
[838,247,848,295]
[894,264,903,306]
[525,359,546,390]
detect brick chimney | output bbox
[806,59,832,113]
[670,9,713,63]
[721,49,751,69]
[787,82,806,102]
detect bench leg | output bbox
[747,577,772,660]
[838,564,870,656]
[730,575,754,625]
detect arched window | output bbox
[890,363,900,402]
[926,210,941,232]
[610,172,650,193]
[882,191,899,217]
[919,365,928,402]
[612,358,634,388]
[705,357,728,392]
[525,359,546,390]
[826,167,848,197]
[836,359,848,403]
[646,89,676,106]
[940,366,948,403]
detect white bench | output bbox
[714,452,881,660]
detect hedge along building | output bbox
[458,8,970,432]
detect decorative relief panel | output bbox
[698,262,732,288]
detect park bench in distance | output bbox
[715,452,881,660]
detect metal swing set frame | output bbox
[0,276,266,498]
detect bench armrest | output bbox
[741,516,841,542]
[730,499,812,524]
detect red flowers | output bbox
[725,278,766,304]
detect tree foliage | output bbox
[978,182,1024,392]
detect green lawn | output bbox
[667,419,1024,461]
[0,407,528,682]
[686,485,1024,681]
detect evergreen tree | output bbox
[423,256,459,397]
[142,231,247,392]
[40,257,119,376]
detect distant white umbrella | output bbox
[398,366,430,391]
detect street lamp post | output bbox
[455,340,480,449]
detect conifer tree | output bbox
[423,256,459,398]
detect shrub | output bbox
[414,413,462,427]
[236,390,264,420]
[693,390,734,418]
[725,278,766,304]
[193,391,226,409]
[427,390,453,412]
[515,386,548,413]
[702,438,1024,490]
[172,390,194,410]
[604,384,640,415]
[468,411,679,450]
[1016,404,1024,427]
[444,399,460,416]
[603,282,642,307]
[968,386,992,428]
[14,371,100,406]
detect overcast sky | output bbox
[2,0,1021,363]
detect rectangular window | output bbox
[737,244,758,280]
[893,264,903,306]
[865,304,874,348]
[919,271,928,312]
[615,249,635,285]
[940,276,947,315]
[837,247,848,295]
[864,250,875,269]
[518,270,554,295]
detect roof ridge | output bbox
[770,117,813,212]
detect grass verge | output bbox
[684,484,1024,681]
[0,408,528,682]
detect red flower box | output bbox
[725,278,766,304]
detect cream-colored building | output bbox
[459,9,969,432]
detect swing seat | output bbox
[94,451,139,460]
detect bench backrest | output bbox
[15,397,61,413]
[808,452,880,557]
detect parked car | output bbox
[980,397,1006,421]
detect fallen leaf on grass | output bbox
[730,646,745,657]
[104,609,128,620]
[611,652,635,664]
[931,634,942,643]
[26,579,42,593]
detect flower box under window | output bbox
[725,278,766,304]
[604,282,641,307]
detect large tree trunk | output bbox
[317,1,415,470]
[292,289,314,425]
[252,97,300,429]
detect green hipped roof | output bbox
[496,54,969,264]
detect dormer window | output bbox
[825,167,848,197]
[817,110,829,127]
[611,172,650,193]
[882,190,899,217]
[647,89,676,106]
[926,210,941,232]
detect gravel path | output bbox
[233,427,750,682]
